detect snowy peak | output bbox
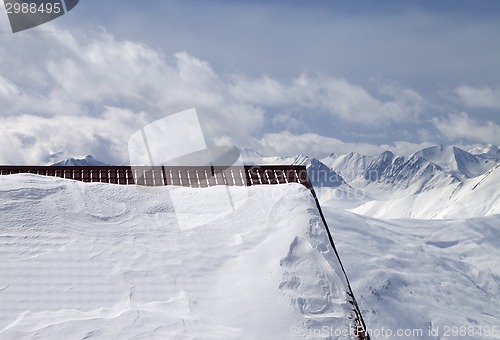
[364,151,399,181]
[241,150,348,188]
[362,152,458,194]
[241,149,309,166]
[396,155,458,193]
[412,145,494,178]
[323,152,375,182]
[51,155,109,166]
[469,143,500,157]
[306,158,348,188]
[469,144,500,169]
[322,149,460,197]
[352,162,500,219]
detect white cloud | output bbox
[229,75,292,106]
[292,75,425,124]
[254,131,434,158]
[433,112,500,145]
[456,85,500,109]
[4,25,496,165]
[0,76,22,111]
[0,107,148,165]
[0,29,267,163]
[0,26,433,164]
[229,74,426,124]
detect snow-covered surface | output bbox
[0,174,355,339]
[307,159,347,189]
[412,145,493,179]
[243,145,500,338]
[322,151,460,199]
[2,143,500,339]
[351,164,500,219]
[469,144,500,160]
[311,147,500,339]
[324,207,500,340]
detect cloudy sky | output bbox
[1,0,499,165]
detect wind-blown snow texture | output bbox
[326,209,500,340]
[244,144,500,339]
[0,175,355,339]
[1,143,499,339]
[315,146,500,339]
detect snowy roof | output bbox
[0,174,360,339]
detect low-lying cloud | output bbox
[456,85,500,109]
[0,25,498,164]
[433,112,500,145]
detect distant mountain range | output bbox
[51,155,109,166]
[242,144,500,219]
[53,144,499,219]
[351,162,500,219]
[44,144,500,335]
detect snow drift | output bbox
[0,174,356,339]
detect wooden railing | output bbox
[0,165,311,188]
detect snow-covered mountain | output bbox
[240,145,499,201]
[52,146,497,203]
[412,144,494,179]
[51,155,109,166]
[469,143,500,160]
[352,163,500,219]
[307,158,348,188]
[241,150,349,190]
[311,146,500,336]
[240,148,308,166]
[322,152,375,183]
[243,144,499,219]
[322,150,459,198]
[4,144,499,339]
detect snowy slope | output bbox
[322,208,500,340]
[51,155,109,166]
[469,144,500,160]
[0,175,355,339]
[412,145,494,179]
[322,152,459,199]
[307,158,348,189]
[351,164,500,219]
[311,157,500,338]
[234,145,500,339]
[13,143,498,339]
[323,152,375,184]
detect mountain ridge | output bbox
[51,155,109,167]
[239,144,499,219]
[50,144,499,217]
